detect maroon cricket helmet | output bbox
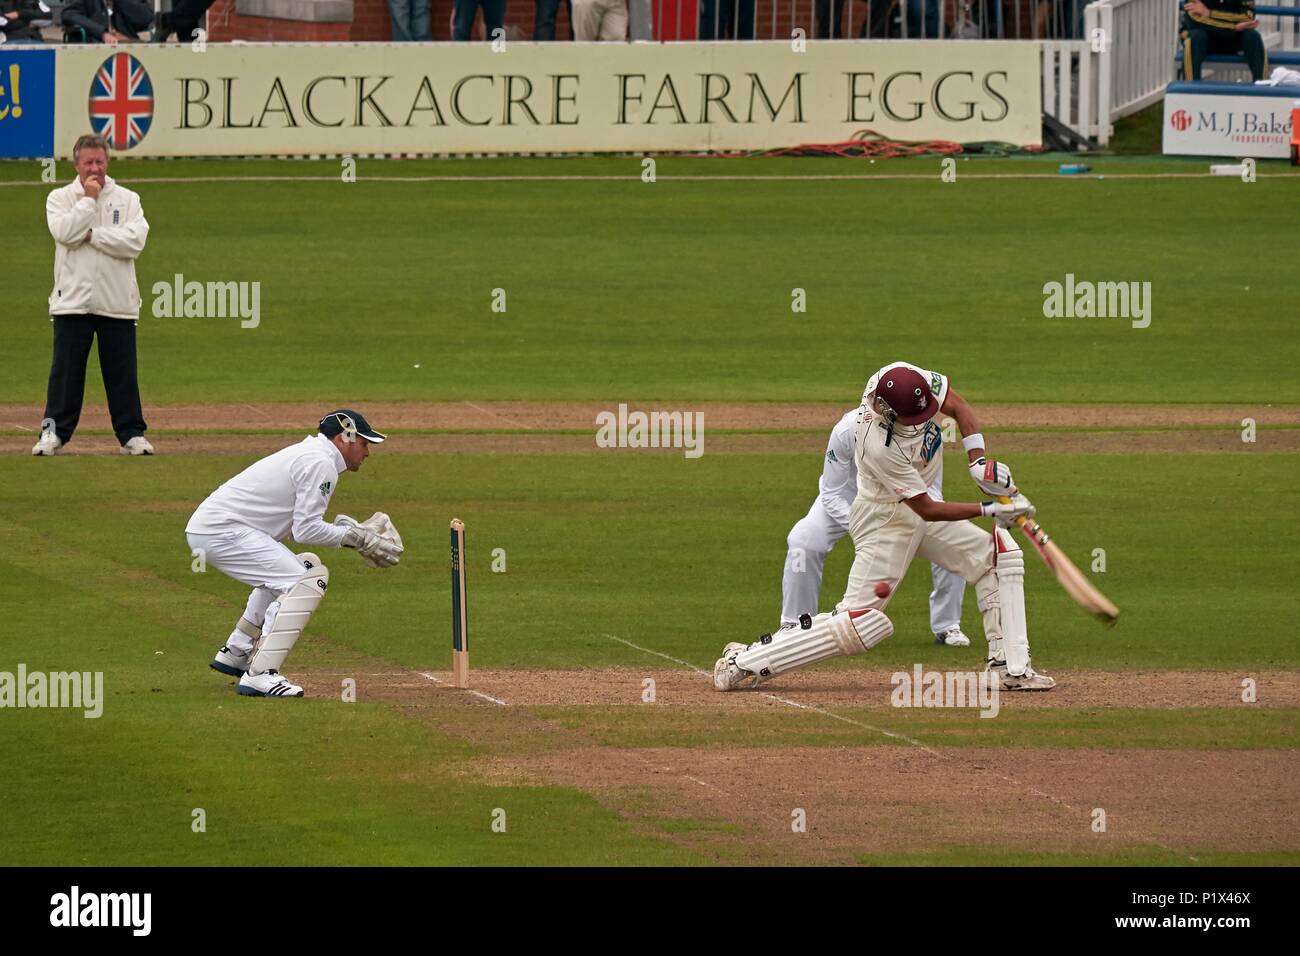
[875,366,939,426]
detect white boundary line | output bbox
[1,172,1288,188]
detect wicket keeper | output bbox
[185,410,403,698]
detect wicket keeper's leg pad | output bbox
[247,565,328,675]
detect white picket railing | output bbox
[1080,0,1300,124]
[1041,39,1110,143]
[1084,0,1174,119]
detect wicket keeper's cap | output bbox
[875,366,939,426]
[319,409,387,443]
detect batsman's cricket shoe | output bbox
[237,670,304,698]
[986,658,1056,691]
[935,627,971,647]
[210,644,251,677]
[713,642,751,691]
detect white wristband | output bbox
[961,433,986,453]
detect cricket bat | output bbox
[997,496,1119,626]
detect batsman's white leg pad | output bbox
[975,576,1004,664]
[297,552,322,570]
[991,528,1030,675]
[734,608,893,683]
[247,565,328,676]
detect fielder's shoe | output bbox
[237,670,304,698]
[210,644,251,677]
[713,642,754,692]
[32,431,63,456]
[935,627,971,647]
[986,658,1056,691]
[121,436,154,456]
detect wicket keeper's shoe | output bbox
[935,627,971,647]
[32,432,63,456]
[713,642,754,692]
[986,658,1056,691]
[121,436,154,456]
[210,644,251,677]
[237,670,304,698]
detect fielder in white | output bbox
[782,408,969,646]
[717,362,1055,692]
[185,409,404,698]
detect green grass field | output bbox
[2,155,1297,866]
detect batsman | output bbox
[185,410,404,698]
[715,362,1055,692]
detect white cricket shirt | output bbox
[185,434,349,547]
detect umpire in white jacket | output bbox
[33,133,152,457]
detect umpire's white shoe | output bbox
[210,645,251,677]
[935,627,971,647]
[32,432,63,456]
[237,670,304,698]
[121,436,154,456]
[986,658,1056,691]
[713,642,754,692]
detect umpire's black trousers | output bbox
[43,314,147,446]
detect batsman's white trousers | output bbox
[187,528,312,653]
[782,467,965,633]
[834,498,999,616]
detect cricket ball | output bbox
[874,581,891,599]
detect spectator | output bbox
[62,0,154,42]
[700,0,754,39]
[1,0,51,42]
[534,0,573,39]
[383,0,431,40]
[1181,0,1265,81]
[453,0,505,40]
[572,0,625,38]
[33,133,152,457]
[152,0,219,43]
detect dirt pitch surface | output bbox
[3,402,1298,457]
[288,666,1300,865]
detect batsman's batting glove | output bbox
[980,494,1034,527]
[969,457,1017,496]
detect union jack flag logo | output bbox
[88,53,154,151]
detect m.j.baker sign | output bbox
[1163,81,1298,160]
